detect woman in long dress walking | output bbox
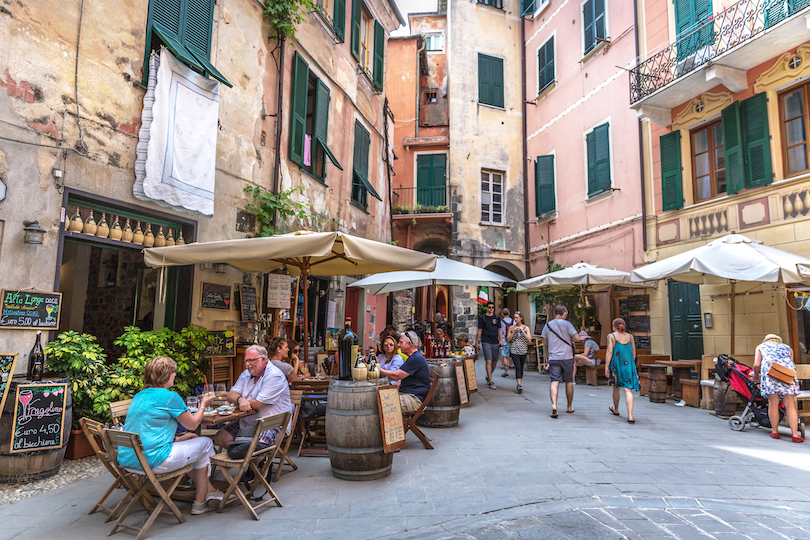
[604,318,640,423]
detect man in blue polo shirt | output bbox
[379,330,431,413]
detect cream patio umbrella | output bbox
[143,230,438,359]
[516,263,658,330]
[630,233,810,354]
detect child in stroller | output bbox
[714,354,805,438]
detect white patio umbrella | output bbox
[630,233,810,353]
[517,263,657,331]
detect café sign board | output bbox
[10,382,68,453]
[1,289,62,330]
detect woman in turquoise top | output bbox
[604,318,640,424]
[119,356,223,515]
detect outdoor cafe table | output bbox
[653,360,701,399]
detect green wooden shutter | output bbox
[521,0,535,15]
[586,131,597,196]
[417,155,432,207]
[314,80,343,171]
[594,123,611,192]
[535,155,555,215]
[334,0,346,42]
[478,54,490,105]
[492,56,504,108]
[350,0,361,61]
[152,0,183,36]
[539,38,554,91]
[660,131,683,211]
[289,52,309,167]
[741,93,772,188]
[373,20,385,90]
[722,101,745,194]
[182,0,232,86]
[352,122,381,203]
[583,0,595,53]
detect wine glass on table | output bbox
[215,384,227,399]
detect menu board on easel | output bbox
[10,382,68,453]
[377,385,406,452]
[455,363,469,407]
[200,282,231,311]
[464,358,478,393]
[239,285,258,322]
[0,353,19,420]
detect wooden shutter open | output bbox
[183,0,232,87]
[535,155,555,215]
[351,0,362,61]
[478,54,490,105]
[314,80,342,170]
[722,101,745,194]
[492,56,504,108]
[593,123,611,193]
[373,20,385,90]
[741,92,772,188]
[586,130,597,196]
[660,131,683,211]
[583,0,595,53]
[289,52,309,167]
[334,0,346,42]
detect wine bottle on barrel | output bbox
[338,318,357,380]
[27,330,45,381]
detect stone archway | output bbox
[484,261,525,317]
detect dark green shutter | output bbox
[583,0,594,53]
[416,155,447,207]
[521,0,535,15]
[334,0,346,42]
[373,20,385,90]
[722,101,745,194]
[314,80,342,171]
[538,38,554,91]
[660,131,683,211]
[183,0,232,87]
[741,93,772,188]
[594,123,611,192]
[152,0,182,36]
[586,131,597,196]
[289,52,309,167]
[350,0,362,61]
[535,155,555,215]
[352,122,381,203]
[492,56,504,108]
[478,54,490,105]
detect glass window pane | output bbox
[715,170,726,195]
[482,181,489,192]
[493,182,502,193]
[481,210,488,221]
[786,117,806,147]
[493,213,502,223]
[493,194,501,203]
[482,193,492,204]
[712,123,723,146]
[788,144,808,174]
[693,129,708,153]
[696,175,711,200]
[695,152,710,177]
[493,204,501,213]
[715,147,725,171]
[784,89,804,119]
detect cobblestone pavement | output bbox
[2,360,809,539]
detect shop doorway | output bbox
[668,279,704,361]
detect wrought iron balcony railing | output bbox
[392,186,450,215]
[629,0,810,104]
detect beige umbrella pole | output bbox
[302,259,310,364]
[729,279,736,355]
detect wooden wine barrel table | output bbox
[645,364,668,404]
[0,375,72,483]
[713,379,739,418]
[326,377,392,481]
[417,359,461,428]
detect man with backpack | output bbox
[541,305,581,417]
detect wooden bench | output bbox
[680,379,701,407]
[796,365,810,423]
[580,349,607,386]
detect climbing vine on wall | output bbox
[263,0,315,41]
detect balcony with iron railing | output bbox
[629,0,810,111]
[392,185,451,218]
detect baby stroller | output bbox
[714,354,805,438]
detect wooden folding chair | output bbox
[110,398,133,425]
[210,412,290,520]
[102,429,192,540]
[79,418,154,521]
[403,371,440,450]
[271,391,300,482]
[292,379,329,457]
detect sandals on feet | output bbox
[609,405,620,416]
[551,409,558,418]
[627,419,635,424]
[770,432,780,439]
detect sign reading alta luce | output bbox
[1,289,62,330]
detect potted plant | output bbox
[45,331,108,459]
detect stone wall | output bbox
[392,290,413,332]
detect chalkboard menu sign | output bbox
[0,353,19,420]
[1,289,62,330]
[455,363,469,407]
[10,382,68,453]
[240,285,258,322]
[619,295,650,317]
[204,329,236,357]
[635,335,651,350]
[200,282,231,311]
[376,385,406,453]
[534,313,548,336]
[627,315,651,333]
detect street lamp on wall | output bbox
[23,220,46,245]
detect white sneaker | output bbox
[488,381,497,389]
[191,500,215,515]
[205,490,225,502]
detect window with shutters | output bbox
[351,120,382,207]
[534,155,556,216]
[673,0,713,62]
[288,52,343,180]
[779,82,809,177]
[585,123,611,197]
[478,0,504,8]
[416,154,447,208]
[582,0,606,55]
[691,120,726,202]
[480,170,504,225]
[522,0,550,16]
[142,0,231,87]
[478,54,504,108]
[350,1,384,91]
[360,8,372,72]
[537,36,555,95]
[314,0,346,42]
[660,131,683,211]
[720,93,772,194]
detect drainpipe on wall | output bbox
[384,98,395,242]
[520,14,530,279]
[633,0,647,253]
[271,36,287,228]
[415,37,426,139]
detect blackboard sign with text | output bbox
[534,313,548,336]
[635,335,652,350]
[204,329,236,357]
[627,315,651,333]
[0,353,19,420]
[240,285,258,322]
[10,382,68,453]
[1,289,62,330]
[200,282,231,311]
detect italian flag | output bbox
[477,287,488,304]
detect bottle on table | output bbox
[27,330,45,381]
[338,317,357,380]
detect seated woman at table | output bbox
[456,334,476,358]
[604,318,640,424]
[285,339,310,378]
[267,337,300,382]
[754,334,803,442]
[376,334,404,385]
[117,356,223,515]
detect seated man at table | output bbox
[214,344,292,454]
[379,330,431,413]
